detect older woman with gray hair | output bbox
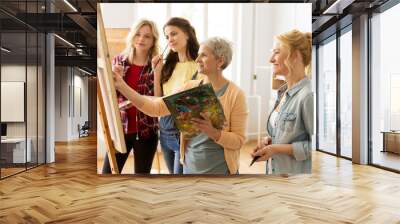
[113,37,248,174]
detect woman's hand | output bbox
[112,64,126,91]
[251,145,275,162]
[250,136,272,159]
[191,112,221,141]
[152,55,164,81]
[261,136,272,147]
[118,100,133,110]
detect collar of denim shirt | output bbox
[277,77,310,99]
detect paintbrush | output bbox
[149,44,168,75]
[249,156,260,167]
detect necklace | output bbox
[125,56,150,141]
[275,89,288,112]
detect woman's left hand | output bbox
[192,112,221,141]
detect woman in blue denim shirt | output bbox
[251,30,313,175]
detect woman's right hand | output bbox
[251,136,272,157]
[112,64,124,78]
[152,55,164,80]
[112,65,125,91]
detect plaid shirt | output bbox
[112,54,159,139]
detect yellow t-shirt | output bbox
[162,61,198,96]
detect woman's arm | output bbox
[252,93,313,161]
[113,65,170,117]
[154,73,162,97]
[291,92,313,161]
[151,55,163,97]
[252,144,293,162]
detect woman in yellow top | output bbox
[151,17,201,174]
[113,37,248,174]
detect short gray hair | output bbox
[202,37,233,70]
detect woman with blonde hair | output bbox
[113,37,248,174]
[102,19,160,174]
[251,29,313,175]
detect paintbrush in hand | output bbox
[149,44,168,75]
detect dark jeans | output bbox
[102,132,158,174]
[159,131,183,174]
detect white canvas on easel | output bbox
[97,5,126,154]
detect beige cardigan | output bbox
[139,79,248,174]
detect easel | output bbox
[97,81,119,174]
[97,5,127,174]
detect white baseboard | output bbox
[246,131,267,142]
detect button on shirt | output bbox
[266,77,314,174]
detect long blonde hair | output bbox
[276,29,312,77]
[122,19,160,63]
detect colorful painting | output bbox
[163,83,226,139]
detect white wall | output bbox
[99,3,312,141]
[55,66,67,141]
[54,67,89,141]
[250,3,312,140]
[101,3,135,28]
[46,33,55,163]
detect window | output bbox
[0,1,46,179]
[133,3,235,81]
[371,2,400,171]
[390,74,400,130]
[339,28,352,158]
[135,3,168,49]
[207,3,234,80]
[317,36,337,154]
[171,3,205,42]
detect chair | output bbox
[79,121,90,138]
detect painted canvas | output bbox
[163,83,226,139]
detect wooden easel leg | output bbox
[157,145,161,174]
[97,80,120,174]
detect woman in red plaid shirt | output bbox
[102,19,160,174]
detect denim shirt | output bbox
[266,77,314,174]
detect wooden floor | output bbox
[372,150,400,171]
[1,135,400,223]
[0,167,26,177]
[97,140,266,174]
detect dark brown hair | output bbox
[161,17,199,85]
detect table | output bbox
[381,131,400,154]
[1,138,32,164]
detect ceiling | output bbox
[0,0,96,74]
[310,0,390,43]
[0,0,395,75]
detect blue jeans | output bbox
[159,131,183,174]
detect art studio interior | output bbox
[0,0,399,223]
